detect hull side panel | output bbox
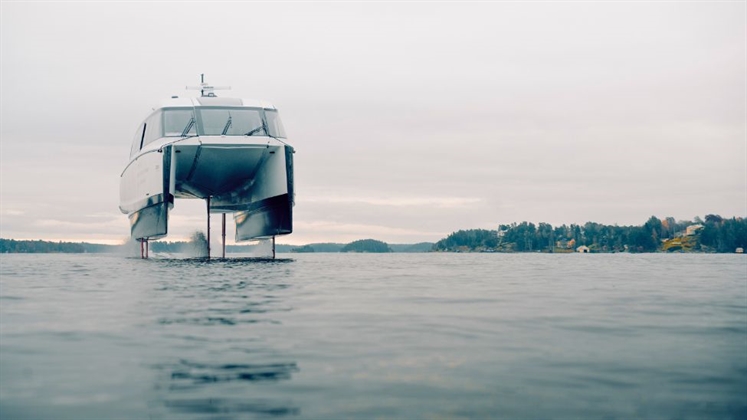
[210,144,287,212]
[234,194,292,240]
[285,145,295,208]
[120,146,174,240]
[128,202,168,240]
[233,145,294,241]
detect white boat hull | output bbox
[120,136,294,242]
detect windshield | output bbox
[163,109,196,137]
[197,108,265,136]
[159,107,287,138]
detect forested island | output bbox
[432,215,746,253]
[2,215,745,254]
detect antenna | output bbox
[186,73,231,97]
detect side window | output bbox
[143,111,162,146]
[264,109,287,138]
[130,123,146,157]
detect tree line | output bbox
[0,239,113,253]
[432,215,747,253]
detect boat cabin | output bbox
[129,97,287,157]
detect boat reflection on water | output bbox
[157,360,300,417]
[147,258,299,417]
[162,398,299,417]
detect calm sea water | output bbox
[0,253,745,419]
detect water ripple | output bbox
[163,397,299,416]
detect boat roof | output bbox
[156,96,277,110]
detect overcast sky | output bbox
[1,2,745,245]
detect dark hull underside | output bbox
[234,193,293,240]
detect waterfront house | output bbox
[685,224,704,236]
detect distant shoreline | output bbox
[1,242,743,254]
[2,214,745,255]
[5,219,744,254]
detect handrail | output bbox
[120,136,201,177]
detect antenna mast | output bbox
[186,74,231,97]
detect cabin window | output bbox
[143,111,162,146]
[163,109,196,137]
[264,109,287,138]
[196,108,265,136]
[130,123,146,157]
